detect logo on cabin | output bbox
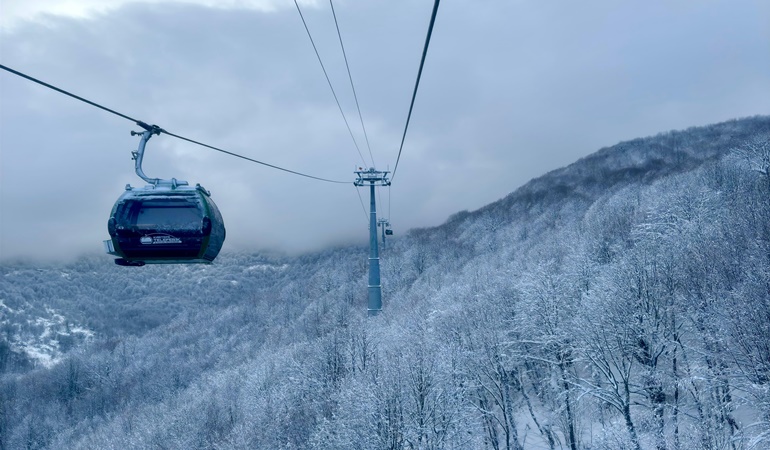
[140,234,182,245]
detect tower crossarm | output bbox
[354,167,391,186]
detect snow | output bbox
[3,301,95,370]
[0,299,15,313]
[70,326,94,338]
[244,263,288,272]
[19,343,60,368]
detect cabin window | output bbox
[120,198,203,230]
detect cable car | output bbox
[385,228,393,236]
[104,126,226,266]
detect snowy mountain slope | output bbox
[435,116,767,240]
[1,116,769,449]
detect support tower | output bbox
[354,168,391,316]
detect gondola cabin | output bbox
[104,126,226,266]
[104,183,225,266]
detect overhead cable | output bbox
[293,0,368,167]
[161,130,349,184]
[390,0,441,182]
[354,185,369,224]
[0,63,348,184]
[329,0,375,168]
[0,63,140,123]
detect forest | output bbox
[1,116,769,449]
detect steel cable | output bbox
[390,0,441,182]
[0,63,349,184]
[329,0,375,168]
[293,0,368,168]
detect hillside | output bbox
[1,116,769,449]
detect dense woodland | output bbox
[1,116,770,449]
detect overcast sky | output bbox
[1,0,768,262]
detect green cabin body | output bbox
[105,184,225,266]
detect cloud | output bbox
[0,0,310,30]
[1,0,768,262]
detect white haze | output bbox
[0,0,768,261]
